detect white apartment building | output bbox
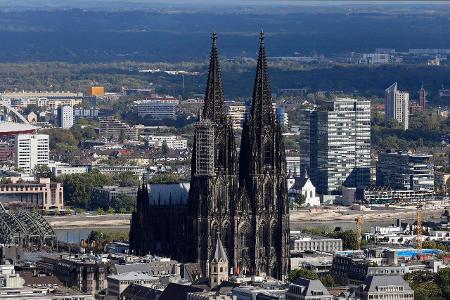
[226,102,249,130]
[291,237,343,253]
[15,134,49,173]
[385,82,409,130]
[57,105,74,129]
[145,135,188,150]
[50,164,89,176]
[134,97,179,119]
[226,101,280,130]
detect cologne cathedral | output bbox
[130,32,290,279]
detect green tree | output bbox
[107,207,115,214]
[329,230,357,250]
[319,274,336,287]
[96,208,105,215]
[289,268,318,282]
[110,193,136,212]
[148,173,184,184]
[33,165,55,180]
[294,193,306,208]
[112,172,140,187]
[414,282,443,300]
[436,269,450,299]
[161,140,170,156]
[60,170,113,208]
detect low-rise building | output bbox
[144,135,188,150]
[291,237,342,253]
[51,164,89,177]
[94,165,147,177]
[107,272,159,297]
[286,277,332,300]
[0,177,64,210]
[91,186,138,209]
[38,255,108,295]
[355,275,414,300]
[134,97,179,119]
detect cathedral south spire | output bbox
[250,31,275,136]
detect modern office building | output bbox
[385,82,409,130]
[134,97,179,119]
[57,105,74,129]
[15,134,49,173]
[376,151,434,192]
[299,98,371,194]
[355,276,414,300]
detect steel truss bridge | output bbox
[0,204,56,248]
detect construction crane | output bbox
[417,205,423,254]
[355,215,364,250]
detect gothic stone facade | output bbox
[130,33,289,279]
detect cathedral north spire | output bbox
[203,32,226,122]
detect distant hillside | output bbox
[0,9,449,62]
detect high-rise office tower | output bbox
[385,82,409,130]
[419,84,426,111]
[15,134,49,173]
[57,105,74,129]
[299,98,371,194]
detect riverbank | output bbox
[46,204,447,229]
[290,205,446,225]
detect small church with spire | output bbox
[130,32,290,280]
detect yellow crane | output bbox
[417,205,423,254]
[355,215,364,250]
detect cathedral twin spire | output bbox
[203,32,226,123]
[203,31,276,132]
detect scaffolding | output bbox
[195,119,215,176]
[0,204,56,248]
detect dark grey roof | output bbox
[121,284,161,300]
[292,169,312,190]
[290,278,331,296]
[362,275,413,292]
[158,283,204,300]
[115,263,150,274]
[148,183,190,205]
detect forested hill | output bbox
[0,8,449,62]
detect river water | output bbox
[55,216,445,244]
